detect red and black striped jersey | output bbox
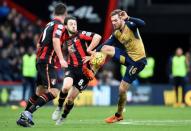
[36,18,69,67]
[65,30,95,68]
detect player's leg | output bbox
[52,77,73,121]
[27,64,58,114]
[16,85,46,127]
[105,63,145,123]
[56,86,80,125]
[105,80,130,123]
[17,64,59,127]
[58,77,74,109]
[101,45,134,66]
[101,45,115,57]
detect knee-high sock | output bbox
[61,102,74,118]
[27,92,55,113]
[58,91,68,108]
[116,93,127,116]
[25,94,39,110]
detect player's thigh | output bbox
[112,47,133,65]
[101,45,115,57]
[73,74,89,91]
[67,87,80,103]
[36,63,58,89]
[123,64,144,84]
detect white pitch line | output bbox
[117,119,191,126]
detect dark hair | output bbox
[64,16,77,25]
[54,3,67,16]
[110,9,122,16]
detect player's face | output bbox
[111,14,123,30]
[176,48,183,56]
[67,19,77,34]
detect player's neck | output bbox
[120,21,125,32]
[53,16,63,23]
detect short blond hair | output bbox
[110,9,122,16]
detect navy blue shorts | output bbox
[114,47,147,83]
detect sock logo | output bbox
[36,105,40,109]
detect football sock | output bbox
[25,94,39,110]
[62,102,74,118]
[28,92,55,113]
[117,93,127,115]
[58,91,68,108]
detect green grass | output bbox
[0,106,191,131]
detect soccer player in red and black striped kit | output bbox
[17,3,69,127]
[51,16,102,125]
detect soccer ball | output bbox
[90,52,106,67]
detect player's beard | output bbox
[68,30,77,35]
[113,22,122,31]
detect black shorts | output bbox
[36,63,58,89]
[64,67,89,91]
[173,77,185,87]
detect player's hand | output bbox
[87,48,95,55]
[82,56,91,64]
[87,48,96,55]
[120,11,129,20]
[60,59,68,68]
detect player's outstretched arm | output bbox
[87,34,102,54]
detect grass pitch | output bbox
[0,106,191,131]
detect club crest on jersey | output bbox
[65,71,70,76]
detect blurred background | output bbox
[0,0,191,107]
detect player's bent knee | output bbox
[101,45,115,56]
[36,86,47,96]
[102,45,111,52]
[62,86,71,93]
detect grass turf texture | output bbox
[0,106,191,131]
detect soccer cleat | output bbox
[52,107,62,121]
[105,115,123,123]
[55,117,66,125]
[16,111,34,127]
[17,118,30,127]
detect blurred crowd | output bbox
[0,4,41,81]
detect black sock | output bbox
[58,91,68,108]
[27,92,55,113]
[115,112,121,117]
[62,102,74,118]
[25,94,39,110]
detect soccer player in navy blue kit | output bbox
[96,9,147,123]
